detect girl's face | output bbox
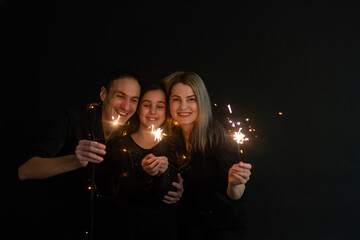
[138,89,167,129]
[169,83,199,129]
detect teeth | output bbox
[118,112,128,116]
[178,113,191,116]
[147,118,157,121]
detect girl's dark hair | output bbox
[103,68,141,91]
[127,82,167,135]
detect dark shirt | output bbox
[26,104,105,239]
[176,130,247,239]
[94,133,183,239]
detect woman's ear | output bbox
[100,86,107,102]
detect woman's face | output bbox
[138,89,167,129]
[169,83,199,129]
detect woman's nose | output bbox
[180,100,187,110]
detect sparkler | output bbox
[150,124,166,142]
[112,115,120,125]
[105,114,121,144]
[225,104,253,161]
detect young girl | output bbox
[164,72,252,240]
[95,82,183,240]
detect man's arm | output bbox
[18,155,83,180]
[18,140,106,180]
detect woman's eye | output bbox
[189,98,196,102]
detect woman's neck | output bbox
[181,124,194,152]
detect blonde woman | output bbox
[164,72,252,240]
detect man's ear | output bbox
[100,86,107,102]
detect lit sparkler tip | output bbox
[151,124,165,142]
[233,129,248,145]
[112,115,121,125]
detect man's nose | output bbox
[120,99,130,111]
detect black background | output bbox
[2,0,359,239]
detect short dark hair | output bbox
[103,68,141,91]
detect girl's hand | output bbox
[141,154,160,176]
[156,156,169,176]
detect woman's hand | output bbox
[227,161,252,200]
[163,173,184,204]
[141,154,168,176]
[228,161,252,185]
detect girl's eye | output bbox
[157,105,165,109]
[172,98,180,102]
[143,104,150,108]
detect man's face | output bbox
[100,77,141,125]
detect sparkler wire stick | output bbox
[87,106,121,240]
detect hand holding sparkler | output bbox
[227,161,252,200]
[141,153,169,176]
[228,161,252,185]
[75,140,106,166]
[75,114,120,166]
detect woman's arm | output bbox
[227,161,252,200]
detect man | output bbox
[18,69,183,239]
[19,69,141,181]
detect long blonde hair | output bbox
[163,71,227,153]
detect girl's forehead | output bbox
[142,89,166,102]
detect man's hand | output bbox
[75,139,106,167]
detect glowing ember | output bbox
[228,104,232,114]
